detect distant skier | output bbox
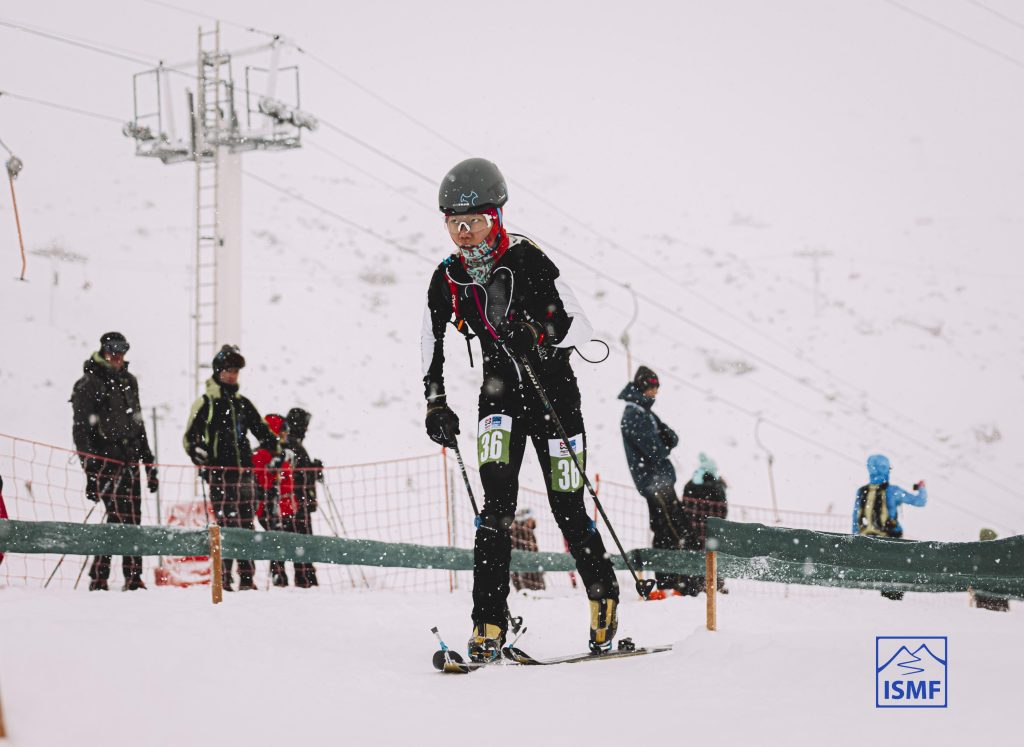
[853,453,927,600]
[510,507,546,592]
[681,452,729,596]
[285,407,320,588]
[618,366,689,599]
[420,158,619,660]
[972,528,1010,612]
[71,331,159,591]
[183,345,278,591]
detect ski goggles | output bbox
[444,213,494,235]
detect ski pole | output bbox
[513,352,656,600]
[319,477,371,589]
[43,501,99,588]
[446,437,523,633]
[448,439,491,531]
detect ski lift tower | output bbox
[123,23,317,393]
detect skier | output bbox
[183,345,278,591]
[71,331,159,591]
[852,453,927,600]
[618,366,690,599]
[973,528,1010,612]
[510,507,545,592]
[420,157,619,660]
[285,407,320,588]
[681,452,729,595]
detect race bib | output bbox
[549,433,584,493]
[478,414,513,465]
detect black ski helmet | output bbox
[438,158,508,215]
[286,407,312,439]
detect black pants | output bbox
[473,379,618,629]
[288,508,318,587]
[643,485,689,591]
[208,470,257,582]
[89,464,142,583]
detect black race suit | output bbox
[421,234,619,630]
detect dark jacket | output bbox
[618,382,678,494]
[285,435,319,512]
[182,378,277,469]
[683,473,728,516]
[71,352,154,465]
[420,234,593,404]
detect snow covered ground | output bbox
[1,585,1020,746]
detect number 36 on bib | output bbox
[478,414,513,465]
[549,434,584,493]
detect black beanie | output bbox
[100,331,130,355]
[634,365,659,391]
[212,345,246,375]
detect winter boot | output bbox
[88,579,109,591]
[272,570,289,588]
[122,576,147,591]
[589,598,618,653]
[238,575,257,591]
[467,622,506,663]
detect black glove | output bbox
[85,472,100,503]
[312,458,324,483]
[189,443,209,466]
[913,480,925,491]
[145,465,159,494]
[500,321,542,356]
[425,404,460,447]
[657,423,676,449]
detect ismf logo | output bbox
[491,415,502,428]
[556,437,579,457]
[876,637,947,708]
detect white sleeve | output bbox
[553,277,593,349]
[420,301,436,377]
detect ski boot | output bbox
[467,623,506,663]
[589,598,618,654]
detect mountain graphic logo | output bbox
[876,637,948,708]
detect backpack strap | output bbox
[445,271,477,368]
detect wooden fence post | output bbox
[210,525,222,605]
[705,550,717,631]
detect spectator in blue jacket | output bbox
[853,453,926,601]
[852,454,927,537]
[619,366,688,598]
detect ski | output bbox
[502,638,672,666]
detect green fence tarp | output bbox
[0,520,608,573]
[707,518,1024,597]
[4,519,1021,597]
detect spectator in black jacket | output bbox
[681,453,729,595]
[285,407,320,588]
[183,345,277,591]
[618,366,689,599]
[71,331,158,591]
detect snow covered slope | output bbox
[0,0,1022,539]
[1,587,1020,746]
